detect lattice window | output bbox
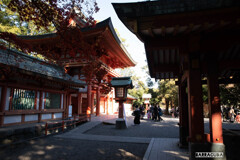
[12,89,35,110]
[45,92,61,109]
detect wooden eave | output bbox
[15,18,136,69]
[113,1,240,80]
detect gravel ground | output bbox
[0,137,148,160]
[85,116,180,138]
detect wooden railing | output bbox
[45,114,91,135]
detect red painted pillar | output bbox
[91,92,94,114]
[78,93,82,115]
[103,98,106,113]
[96,86,100,116]
[179,81,189,147]
[207,59,223,143]
[87,84,92,114]
[0,86,7,126]
[38,91,43,122]
[146,103,149,111]
[187,63,205,142]
[118,100,124,118]
[107,95,109,115]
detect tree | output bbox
[158,79,178,114]
[220,84,240,107]
[141,65,154,87]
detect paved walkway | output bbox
[56,114,189,160]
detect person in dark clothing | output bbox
[153,105,158,121]
[150,105,154,120]
[157,106,163,121]
[132,106,141,124]
[139,105,145,119]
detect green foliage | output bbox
[142,65,154,87]
[158,79,178,114]
[220,84,240,107]
[0,0,21,34]
[148,88,161,104]
[202,85,208,103]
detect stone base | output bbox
[116,119,127,129]
[190,142,226,160]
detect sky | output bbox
[93,0,151,82]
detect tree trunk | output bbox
[165,99,170,114]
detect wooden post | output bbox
[78,93,82,115]
[67,94,71,118]
[63,93,67,119]
[103,98,106,113]
[96,86,100,116]
[62,121,64,132]
[0,86,7,126]
[179,80,189,147]
[187,57,205,143]
[119,100,124,118]
[87,84,92,114]
[207,58,223,143]
[38,91,43,122]
[107,95,109,115]
[45,122,48,135]
[91,92,94,114]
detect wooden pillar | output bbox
[103,98,106,113]
[179,80,189,147]
[111,98,113,114]
[38,91,43,122]
[67,94,71,118]
[187,58,205,143]
[207,59,223,143]
[118,100,124,118]
[96,86,100,116]
[0,86,7,126]
[78,93,82,115]
[107,95,109,115]
[146,103,149,111]
[87,84,92,114]
[91,92,94,114]
[63,93,67,119]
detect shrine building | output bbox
[113,0,240,159]
[0,16,136,126]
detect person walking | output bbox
[229,107,236,123]
[153,105,158,121]
[158,106,163,121]
[150,105,154,120]
[132,105,141,125]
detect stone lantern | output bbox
[111,77,133,129]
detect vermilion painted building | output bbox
[0,17,136,126]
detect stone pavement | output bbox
[56,114,189,160]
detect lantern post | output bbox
[111,77,133,129]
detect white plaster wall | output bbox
[42,114,51,120]
[4,115,21,124]
[5,88,11,111]
[25,115,38,122]
[53,113,62,119]
[61,94,63,109]
[36,91,40,110]
[124,104,133,116]
[42,92,45,109]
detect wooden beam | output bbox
[153,64,179,73]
